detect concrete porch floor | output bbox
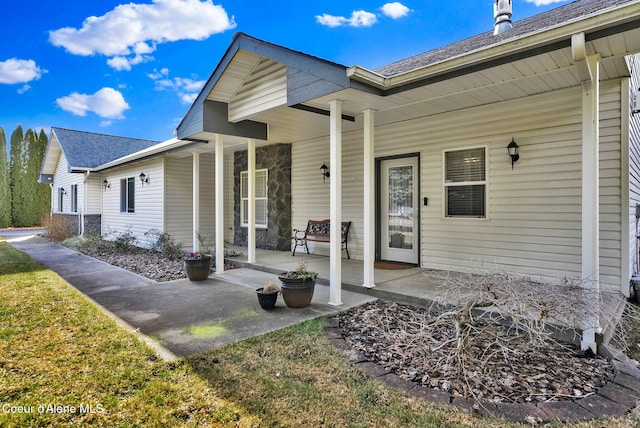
[225,245,463,307]
[225,245,628,344]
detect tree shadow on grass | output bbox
[0,240,48,276]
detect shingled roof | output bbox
[51,127,161,171]
[375,0,634,77]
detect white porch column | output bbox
[247,139,256,263]
[580,53,601,352]
[329,99,343,306]
[363,109,376,288]
[215,134,225,274]
[192,152,200,252]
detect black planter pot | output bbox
[278,274,316,308]
[256,288,279,309]
[184,256,212,281]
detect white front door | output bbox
[380,156,419,264]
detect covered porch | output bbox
[176,3,640,353]
[222,245,626,347]
[226,245,441,306]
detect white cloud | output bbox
[0,58,45,84]
[316,14,347,28]
[107,54,153,71]
[56,87,130,119]
[381,2,410,19]
[17,84,31,94]
[316,10,378,27]
[49,0,236,70]
[524,0,568,5]
[148,68,205,104]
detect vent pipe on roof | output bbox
[494,0,513,35]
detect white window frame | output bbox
[71,184,78,213]
[241,168,268,228]
[120,177,135,213]
[57,187,64,212]
[443,146,487,219]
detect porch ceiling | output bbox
[239,56,633,145]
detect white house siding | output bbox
[165,156,192,247]
[599,81,623,291]
[52,153,84,234]
[228,60,286,123]
[85,174,102,214]
[292,85,624,289]
[627,54,640,284]
[291,135,364,259]
[164,153,230,250]
[101,159,164,248]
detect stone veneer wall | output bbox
[234,144,291,251]
[83,214,101,236]
[51,213,101,237]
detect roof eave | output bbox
[349,2,640,91]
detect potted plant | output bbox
[184,233,212,281]
[278,260,317,308]
[256,280,280,309]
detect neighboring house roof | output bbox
[53,127,161,170]
[41,127,162,175]
[375,0,636,77]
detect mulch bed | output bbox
[338,300,615,404]
[72,241,238,282]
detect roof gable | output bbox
[177,32,351,141]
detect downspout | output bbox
[82,171,90,236]
[49,183,54,220]
[573,32,602,353]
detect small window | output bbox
[120,177,135,213]
[71,184,78,213]
[58,188,64,212]
[444,147,486,218]
[241,169,268,228]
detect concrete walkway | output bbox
[5,229,640,422]
[3,230,375,359]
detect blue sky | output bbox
[0,0,569,142]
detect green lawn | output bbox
[1,238,639,427]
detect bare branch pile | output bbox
[339,273,619,403]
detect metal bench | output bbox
[292,219,351,259]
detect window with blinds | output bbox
[241,169,268,228]
[444,147,486,218]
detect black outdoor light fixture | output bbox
[139,171,149,186]
[320,162,330,183]
[507,137,519,169]
[103,179,110,190]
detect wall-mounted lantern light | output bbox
[139,171,149,186]
[507,137,519,169]
[60,187,67,196]
[103,179,110,190]
[320,162,330,183]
